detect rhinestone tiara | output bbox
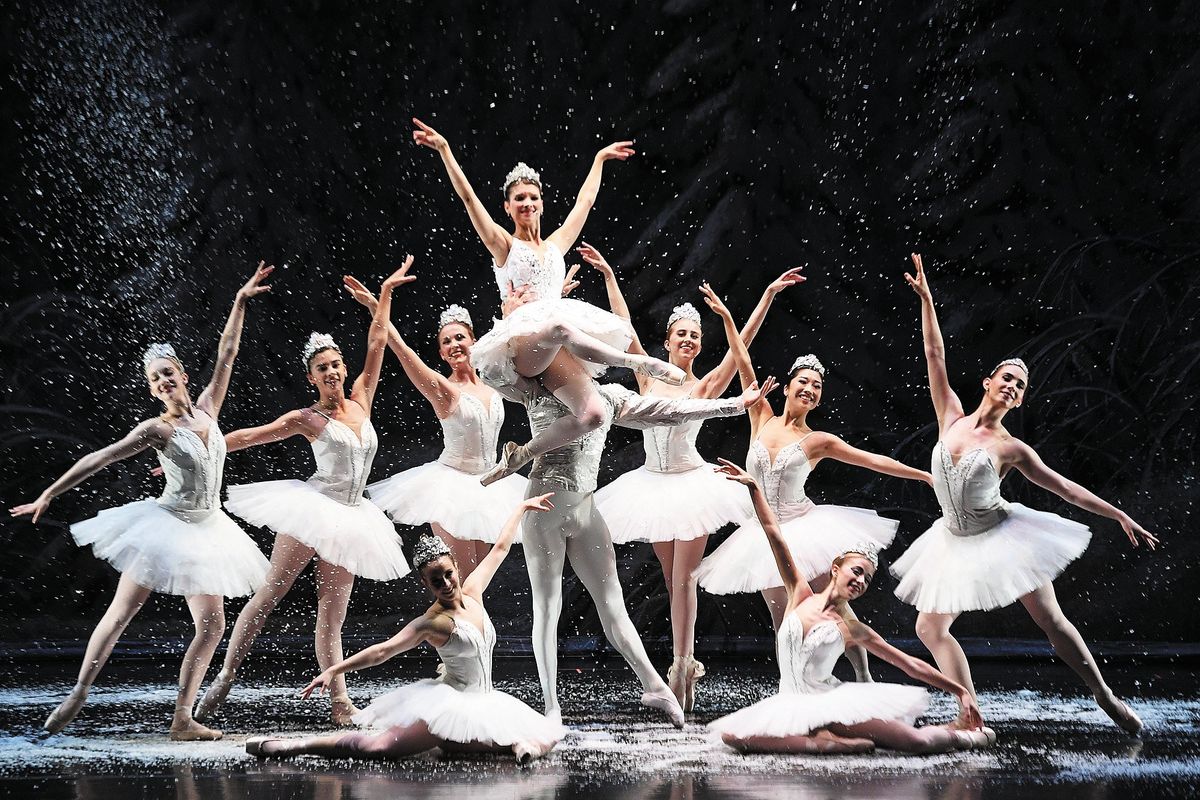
[301,332,340,368]
[991,357,1029,381]
[411,534,453,572]
[840,540,880,568]
[789,354,826,378]
[502,162,541,195]
[438,304,473,331]
[667,302,702,330]
[142,342,181,369]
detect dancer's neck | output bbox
[315,394,347,414]
[972,399,1010,428]
[160,397,195,421]
[512,222,541,245]
[781,405,810,430]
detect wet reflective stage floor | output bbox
[1,657,1196,799]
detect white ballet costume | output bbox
[70,419,269,597]
[354,607,567,746]
[695,435,899,594]
[224,412,409,581]
[709,614,928,739]
[367,393,528,543]
[469,239,635,390]
[890,443,1092,614]
[595,399,750,543]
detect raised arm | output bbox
[1008,440,1157,549]
[716,459,809,601]
[693,282,755,398]
[811,434,933,486]
[611,377,777,430]
[300,615,434,699]
[412,118,510,264]
[696,268,805,399]
[224,410,315,453]
[848,620,983,728]
[349,257,416,415]
[905,253,963,431]
[463,493,555,596]
[343,274,458,418]
[197,262,274,418]
[545,142,635,253]
[9,418,170,523]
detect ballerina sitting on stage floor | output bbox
[246,494,566,764]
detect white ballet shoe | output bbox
[194,669,235,722]
[480,442,532,487]
[641,690,685,728]
[1096,692,1143,736]
[952,727,996,750]
[245,736,285,759]
[330,693,360,727]
[43,685,89,734]
[667,656,706,713]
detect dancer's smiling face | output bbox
[421,555,461,602]
[504,182,543,228]
[145,357,189,404]
[665,320,702,364]
[786,368,823,410]
[830,554,875,601]
[983,364,1027,410]
[306,348,346,395]
[438,323,475,369]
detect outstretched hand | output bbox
[381,255,417,291]
[236,261,275,303]
[739,376,778,409]
[698,281,732,321]
[577,242,615,279]
[412,117,448,152]
[561,264,582,297]
[9,494,52,524]
[1120,515,1158,550]
[521,493,556,514]
[596,141,636,162]
[715,457,758,488]
[904,253,932,302]
[343,275,380,312]
[767,267,806,295]
[299,670,335,700]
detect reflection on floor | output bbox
[1,659,1196,798]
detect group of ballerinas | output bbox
[10,118,1158,762]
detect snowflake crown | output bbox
[840,541,880,568]
[301,332,340,368]
[411,534,453,572]
[667,302,702,331]
[438,304,474,331]
[991,358,1029,381]
[502,162,542,196]
[789,354,826,378]
[143,342,182,370]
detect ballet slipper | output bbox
[43,685,89,734]
[330,693,360,727]
[513,739,549,764]
[641,689,685,728]
[683,657,705,713]
[194,669,235,722]
[169,718,223,741]
[951,728,994,750]
[480,442,532,487]
[1095,691,1143,736]
[245,736,286,759]
[667,656,687,709]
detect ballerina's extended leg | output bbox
[315,558,359,726]
[170,594,225,741]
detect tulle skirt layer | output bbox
[708,683,929,739]
[225,480,410,581]
[470,298,635,389]
[695,504,899,594]
[368,462,529,543]
[70,500,269,597]
[595,465,752,543]
[890,502,1091,614]
[354,679,567,746]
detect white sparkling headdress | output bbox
[502,162,542,195]
[666,302,702,331]
[789,354,826,378]
[438,304,474,331]
[301,332,340,367]
[142,342,181,369]
[991,358,1029,381]
[411,534,453,572]
[840,541,881,568]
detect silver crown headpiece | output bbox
[667,302,702,331]
[301,332,340,367]
[991,357,1029,381]
[411,534,453,572]
[789,354,826,378]
[840,540,881,568]
[502,162,542,195]
[143,342,181,369]
[438,304,474,331]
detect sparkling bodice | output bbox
[308,416,378,506]
[641,391,706,473]
[932,442,1010,536]
[493,239,566,303]
[157,419,225,521]
[777,614,844,695]
[527,387,616,493]
[438,392,504,474]
[435,610,496,693]
[747,437,815,521]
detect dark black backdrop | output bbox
[1,0,1196,647]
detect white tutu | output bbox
[708,682,929,739]
[695,504,899,594]
[70,499,269,597]
[596,465,752,543]
[890,502,1091,614]
[368,462,529,543]
[470,298,634,389]
[354,679,567,746]
[224,480,409,581]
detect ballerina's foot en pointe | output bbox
[667,656,705,713]
[641,688,687,728]
[43,685,89,734]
